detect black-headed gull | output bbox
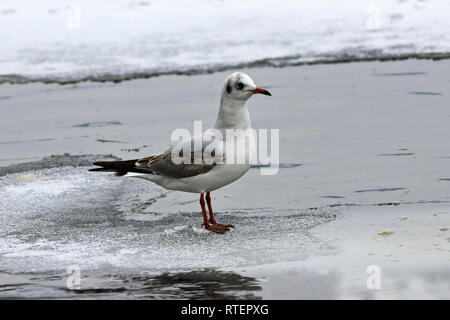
[90,72,271,234]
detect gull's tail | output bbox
[89,159,141,176]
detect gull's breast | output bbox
[160,132,255,193]
[161,163,251,193]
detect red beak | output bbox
[252,87,271,96]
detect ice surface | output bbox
[0,163,335,275]
[1,0,449,82]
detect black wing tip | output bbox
[88,167,109,172]
[88,159,142,175]
[89,161,107,172]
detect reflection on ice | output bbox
[0,269,262,299]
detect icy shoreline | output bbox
[2,52,450,85]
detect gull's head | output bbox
[222,72,271,101]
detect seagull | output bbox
[89,72,271,234]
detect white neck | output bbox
[213,96,251,130]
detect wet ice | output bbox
[0,162,335,275]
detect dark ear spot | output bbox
[226,80,232,94]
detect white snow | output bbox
[1,0,449,80]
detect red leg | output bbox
[200,193,227,234]
[206,192,234,229]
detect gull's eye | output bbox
[236,82,244,90]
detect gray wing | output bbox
[136,152,216,178]
[137,133,226,178]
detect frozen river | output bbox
[1,60,449,298]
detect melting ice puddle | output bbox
[0,138,55,145]
[96,139,128,144]
[322,196,346,199]
[251,163,302,169]
[354,187,406,193]
[378,153,414,156]
[409,91,443,96]
[372,72,427,76]
[73,121,122,128]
